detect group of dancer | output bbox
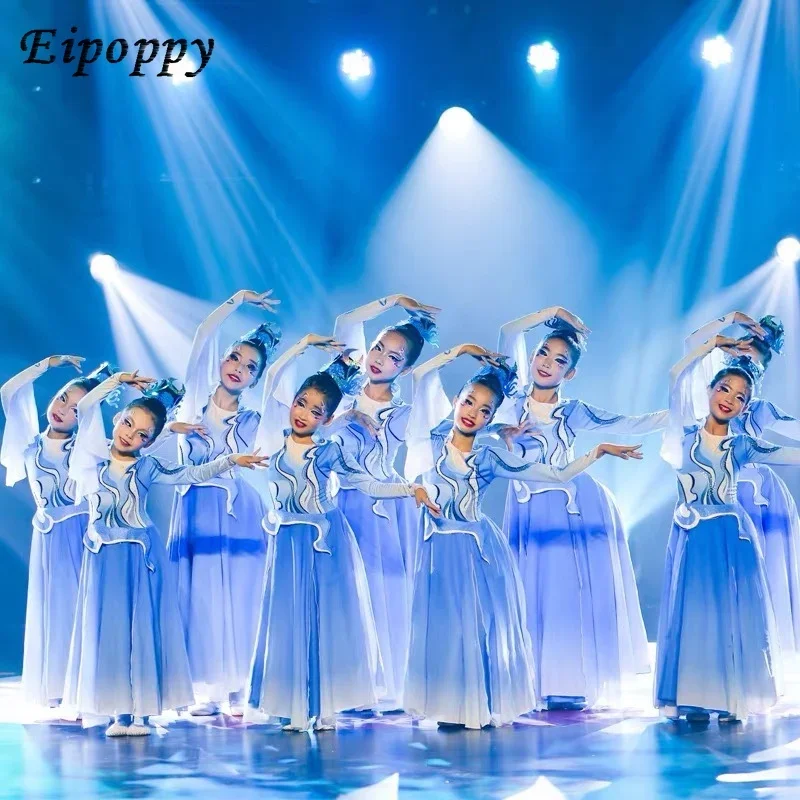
[2,289,800,736]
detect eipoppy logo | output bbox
[20,27,214,78]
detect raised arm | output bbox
[684,312,765,354]
[334,295,440,359]
[179,289,278,423]
[1,358,64,485]
[745,438,800,468]
[570,401,669,436]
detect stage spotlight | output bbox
[438,107,474,139]
[89,253,120,283]
[776,237,800,267]
[339,49,373,81]
[701,35,733,68]
[527,41,559,74]
[172,60,197,86]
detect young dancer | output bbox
[403,344,643,729]
[1,357,111,708]
[331,294,439,709]
[167,288,280,715]
[655,333,800,723]
[682,313,800,658]
[65,370,267,736]
[247,336,439,732]
[494,307,667,710]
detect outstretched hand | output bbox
[396,295,442,317]
[597,443,643,460]
[169,422,208,437]
[498,420,541,448]
[552,307,591,336]
[714,335,753,356]
[413,485,441,517]
[231,449,270,470]
[732,312,766,340]
[49,355,85,372]
[304,334,347,355]
[241,289,280,314]
[118,371,155,393]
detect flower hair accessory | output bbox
[758,315,785,355]
[143,378,186,417]
[238,322,282,361]
[323,354,366,397]
[407,313,440,347]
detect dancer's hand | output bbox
[342,409,380,437]
[596,443,643,460]
[49,355,85,372]
[240,289,280,313]
[118,371,155,392]
[497,420,540,449]
[231,449,270,469]
[395,295,442,317]
[714,335,752,356]
[549,307,590,336]
[302,334,346,355]
[168,422,208,437]
[457,344,503,366]
[412,485,441,516]
[732,312,766,340]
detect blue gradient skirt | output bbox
[338,489,417,708]
[168,482,267,700]
[739,464,800,657]
[22,515,86,705]
[404,517,536,728]
[504,473,649,708]
[247,509,385,729]
[655,512,781,718]
[64,533,194,718]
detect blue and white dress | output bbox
[247,342,417,730]
[655,339,800,719]
[1,359,88,706]
[682,314,800,656]
[64,375,239,720]
[403,350,604,728]
[167,292,268,701]
[495,313,666,707]
[331,299,423,708]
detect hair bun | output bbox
[239,321,282,359]
[726,355,764,388]
[406,313,439,347]
[472,358,519,399]
[758,315,785,355]
[322,354,365,397]
[142,378,186,416]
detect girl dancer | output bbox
[0,357,111,708]
[494,307,667,710]
[656,333,800,723]
[167,289,280,716]
[682,313,800,658]
[247,335,439,732]
[331,294,440,709]
[403,344,643,729]
[65,370,267,736]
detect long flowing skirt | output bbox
[739,464,800,657]
[247,510,384,729]
[404,517,536,728]
[168,482,267,700]
[654,512,781,718]
[338,489,417,708]
[64,533,194,718]
[22,515,86,705]
[504,473,649,708]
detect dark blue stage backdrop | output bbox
[1,0,798,674]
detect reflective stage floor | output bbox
[3,671,800,799]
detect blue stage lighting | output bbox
[701,35,733,68]
[527,41,559,74]
[89,253,120,283]
[776,237,800,267]
[339,49,373,81]
[438,107,474,138]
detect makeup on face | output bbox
[366,331,409,383]
[453,383,497,436]
[113,407,156,454]
[219,343,262,392]
[289,388,330,437]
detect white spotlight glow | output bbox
[527,41,559,74]
[438,107,474,139]
[776,237,800,267]
[339,49,373,81]
[701,35,734,68]
[172,60,197,86]
[89,253,120,283]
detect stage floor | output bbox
[3,671,800,799]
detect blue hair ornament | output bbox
[323,354,366,397]
[237,322,282,362]
[142,378,186,418]
[473,357,519,399]
[758,315,785,355]
[724,355,765,389]
[406,313,440,348]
